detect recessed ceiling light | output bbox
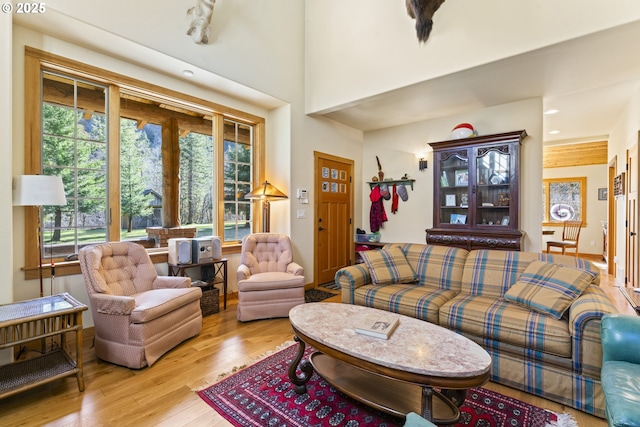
[549,130,560,135]
[544,109,559,115]
[182,69,195,77]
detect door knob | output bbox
[631,231,637,237]
[318,226,326,231]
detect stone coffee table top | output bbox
[289,302,491,379]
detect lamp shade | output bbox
[13,175,67,206]
[244,181,288,200]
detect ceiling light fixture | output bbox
[182,69,195,77]
[544,109,559,115]
[549,130,560,135]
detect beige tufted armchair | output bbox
[79,241,203,368]
[236,233,306,322]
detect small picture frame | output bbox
[598,188,608,200]
[445,194,456,207]
[441,171,449,187]
[501,216,510,226]
[455,170,469,186]
[450,213,466,224]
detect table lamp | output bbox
[245,180,287,232]
[13,175,67,297]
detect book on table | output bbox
[354,313,399,339]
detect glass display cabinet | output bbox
[426,130,527,251]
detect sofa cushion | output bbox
[460,250,599,298]
[504,261,596,319]
[360,246,417,285]
[354,283,457,324]
[440,294,572,357]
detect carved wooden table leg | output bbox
[421,386,434,421]
[287,335,314,394]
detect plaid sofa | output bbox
[335,243,617,418]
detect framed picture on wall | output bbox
[598,188,608,200]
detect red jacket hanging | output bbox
[369,186,387,232]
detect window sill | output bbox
[21,244,241,280]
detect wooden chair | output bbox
[546,220,583,256]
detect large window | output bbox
[41,72,109,258]
[24,47,265,276]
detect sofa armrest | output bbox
[91,293,136,315]
[237,264,251,281]
[335,264,372,304]
[601,313,640,364]
[568,285,618,376]
[153,275,191,289]
[287,262,304,276]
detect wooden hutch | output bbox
[426,130,527,251]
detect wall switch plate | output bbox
[297,209,306,219]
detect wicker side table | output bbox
[0,293,88,399]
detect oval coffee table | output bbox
[288,303,491,424]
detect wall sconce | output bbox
[416,152,428,171]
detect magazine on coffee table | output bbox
[354,313,399,339]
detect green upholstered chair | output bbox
[600,313,640,427]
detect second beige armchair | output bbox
[236,233,306,322]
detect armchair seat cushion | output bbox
[130,287,202,323]
[238,272,305,292]
[601,361,640,427]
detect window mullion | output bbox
[108,84,121,241]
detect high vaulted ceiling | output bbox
[320,20,640,144]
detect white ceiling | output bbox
[320,20,640,144]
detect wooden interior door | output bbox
[314,152,353,285]
[627,141,638,287]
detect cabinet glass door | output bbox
[439,151,469,225]
[475,148,510,226]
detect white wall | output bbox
[362,98,544,252]
[305,0,640,114]
[543,165,608,256]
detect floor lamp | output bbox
[13,175,67,297]
[245,181,288,232]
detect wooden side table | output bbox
[168,259,228,309]
[0,293,87,399]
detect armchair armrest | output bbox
[601,313,640,364]
[237,264,251,281]
[153,275,191,289]
[286,262,304,276]
[91,293,136,315]
[335,264,372,304]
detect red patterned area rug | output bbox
[198,343,577,427]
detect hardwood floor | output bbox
[0,259,629,426]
